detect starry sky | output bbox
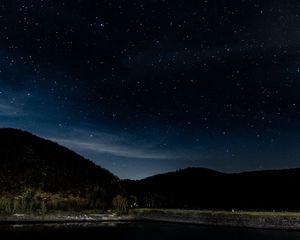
[1,0,300,179]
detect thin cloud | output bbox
[0,103,20,117]
[51,137,175,160]
[41,127,209,162]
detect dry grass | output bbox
[130,208,300,218]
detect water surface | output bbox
[1,222,300,239]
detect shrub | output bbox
[112,195,128,214]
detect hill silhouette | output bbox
[1,128,300,213]
[0,128,121,213]
[123,167,300,211]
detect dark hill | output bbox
[122,167,300,211]
[0,128,121,212]
[2,128,300,212]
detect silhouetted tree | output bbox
[113,195,128,214]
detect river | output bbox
[1,222,300,239]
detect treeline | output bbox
[0,129,129,214]
[0,190,88,214]
[0,189,135,215]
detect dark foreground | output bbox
[1,222,300,240]
[133,209,300,230]
[3,209,300,230]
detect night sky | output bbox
[1,1,300,179]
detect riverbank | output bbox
[0,212,134,223]
[131,209,300,230]
[2,209,300,230]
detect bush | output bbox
[112,195,128,214]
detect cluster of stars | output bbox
[1,0,300,176]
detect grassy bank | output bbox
[130,208,300,217]
[2,208,300,230]
[0,212,134,223]
[130,208,300,230]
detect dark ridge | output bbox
[122,167,300,211]
[1,127,299,212]
[0,128,118,194]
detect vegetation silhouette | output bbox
[0,128,123,214]
[1,128,300,214]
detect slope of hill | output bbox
[1,127,300,213]
[122,167,300,211]
[0,128,121,213]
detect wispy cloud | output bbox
[0,103,21,117]
[52,138,173,159]
[48,127,179,160]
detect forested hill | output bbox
[2,127,300,213]
[122,167,300,211]
[0,128,121,212]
